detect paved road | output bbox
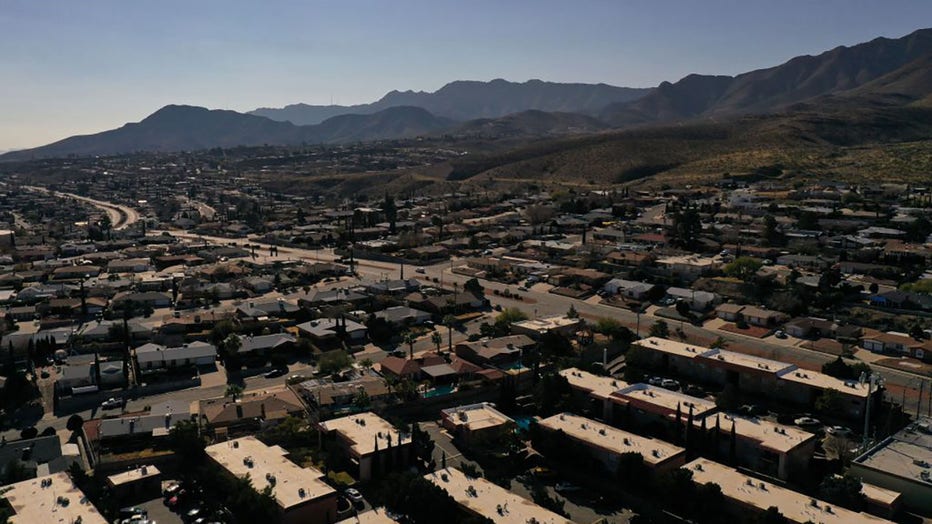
[24,185,140,230]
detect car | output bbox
[794,416,822,428]
[774,330,787,339]
[264,367,287,379]
[660,378,680,391]
[684,385,704,397]
[554,482,582,493]
[517,286,528,292]
[288,374,306,382]
[119,507,148,519]
[166,489,188,509]
[163,483,182,497]
[415,267,426,274]
[345,488,364,505]
[100,397,123,410]
[648,376,664,386]
[185,507,204,522]
[528,467,557,480]
[826,426,853,438]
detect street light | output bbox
[860,371,884,452]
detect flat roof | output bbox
[512,316,580,331]
[319,412,404,458]
[538,413,684,467]
[697,413,815,454]
[636,337,713,360]
[425,467,572,524]
[854,418,932,485]
[107,464,161,487]
[559,367,627,400]
[702,349,793,375]
[685,458,893,524]
[613,383,717,418]
[776,367,872,398]
[442,402,515,432]
[205,436,334,510]
[2,472,108,524]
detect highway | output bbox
[24,185,141,230]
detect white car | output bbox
[794,416,821,428]
[100,398,123,410]
[345,488,364,505]
[415,267,426,274]
[826,426,853,438]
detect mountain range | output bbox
[3,27,931,162]
[250,79,650,125]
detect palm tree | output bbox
[443,314,457,353]
[431,331,443,354]
[402,331,418,360]
[225,384,243,400]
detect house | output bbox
[199,389,305,438]
[655,255,720,281]
[602,279,657,301]
[861,331,931,362]
[237,333,297,356]
[236,299,301,320]
[870,290,932,311]
[297,289,368,308]
[374,306,432,327]
[666,287,718,311]
[106,258,151,273]
[296,317,367,344]
[295,375,391,413]
[784,317,861,341]
[440,403,516,448]
[206,436,337,524]
[378,356,421,380]
[106,465,162,504]
[111,291,172,309]
[134,341,217,370]
[318,412,412,481]
[454,334,535,367]
[511,315,582,339]
[715,303,745,322]
[738,306,786,328]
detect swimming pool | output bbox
[423,384,455,398]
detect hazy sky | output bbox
[2,1,930,150]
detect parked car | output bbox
[555,482,582,493]
[345,488,364,505]
[185,507,204,522]
[101,398,123,410]
[826,426,853,438]
[163,483,182,497]
[774,330,787,339]
[518,286,528,292]
[794,416,822,429]
[648,376,664,386]
[415,267,426,274]
[660,378,680,391]
[739,404,767,417]
[166,489,188,509]
[529,467,557,480]
[684,385,705,397]
[264,367,287,379]
[119,507,147,519]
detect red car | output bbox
[167,489,188,509]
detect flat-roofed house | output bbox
[318,412,411,481]
[425,467,573,524]
[1,472,108,524]
[441,402,515,447]
[206,436,337,524]
[536,413,686,476]
[684,458,894,524]
[850,417,932,514]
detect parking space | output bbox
[137,497,183,524]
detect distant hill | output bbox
[1,105,453,160]
[251,79,651,125]
[448,110,610,138]
[601,28,932,126]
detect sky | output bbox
[1,1,931,150]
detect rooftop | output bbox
[337,508,397,524]
[205,436,335,510]
[776,367,872,398]
[441,402,515,432]
[2,472,108,524]
[425,467,573,524]
[854,417,932,486]
[685,458,893,524]
[318,412,405,458]
[107,464,161,487]
[612,383,717,418]
[636,337,714,360]
[512,315,581,333]
[698,413,816,454]
[559,367,627,400]
[537,413,685,466]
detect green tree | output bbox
[442,314,457,353]
[318,350,352,376]
[430,331,443,354]
[534,373,574,416]
[754,507,788,524]
[724,256,763,281]
[671,206,702,249]
[402,331,418,360]
[648,320,669,338]
[168,420,206,468]
[762,214,783,246]
[814,388,845,415]
[566,304,579,319]
[818,473,865,511]
[225,384,243,400]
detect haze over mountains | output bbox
[3,27,931,161]
[251,79,650,125]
